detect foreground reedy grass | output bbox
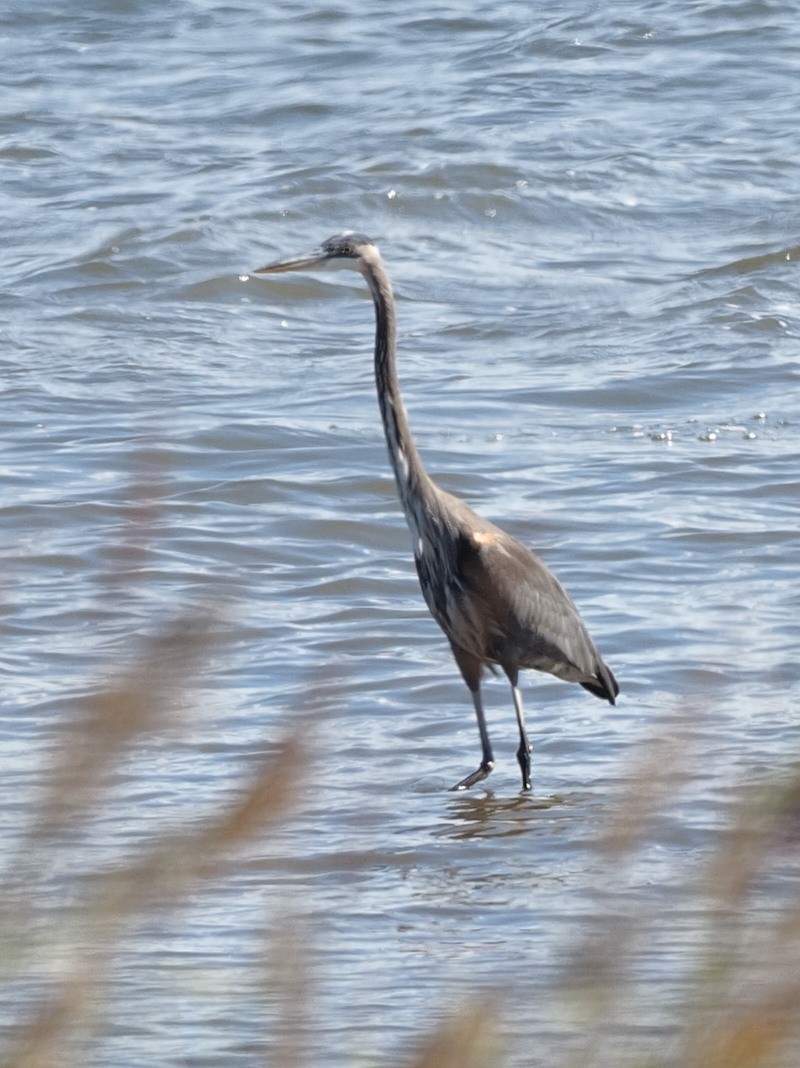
[561,728,800,1068]
[1,620,798,1067]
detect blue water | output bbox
[2,2,799,1065]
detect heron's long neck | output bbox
[363,256,437,538]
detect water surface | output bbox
[2,2,799,1064]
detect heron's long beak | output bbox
[253,249,327,275]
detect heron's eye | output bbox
[341,245,352,255]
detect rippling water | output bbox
[3,2,799,1064]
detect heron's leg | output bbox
[449,643,494,791]
[451,686,494,790]
[505,667,532,791]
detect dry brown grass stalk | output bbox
[0,614,303,1068]
[405,996,500,1068]
[4,638,799,1068]
[25,615,222,845]
[561,734,800,1068]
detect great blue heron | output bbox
[255,232,618,791]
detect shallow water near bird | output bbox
[2,1,800,1064]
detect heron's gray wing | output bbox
[453,526,617,699]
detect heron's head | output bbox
[254,231,377,276]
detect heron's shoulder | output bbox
[433,489,501,538]
[431,490,532,559]
[448,510,566,601]
[460,523,548,579]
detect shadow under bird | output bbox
[255,232,619,791]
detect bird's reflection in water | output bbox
[435,789,573,842]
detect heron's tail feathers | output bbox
[580,659,619,705]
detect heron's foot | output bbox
[516,742,532,792]
[450,760,495,791]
